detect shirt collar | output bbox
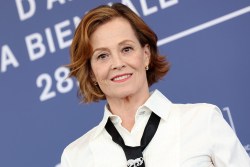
[91,89,172,139]
[143,89,172,121]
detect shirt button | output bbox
[114,117,121,124]
[110,117,118,124]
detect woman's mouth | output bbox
[111,74,132,82]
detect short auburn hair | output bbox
[68,3,170,103]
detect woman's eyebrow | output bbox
[93,40,135,53]
[92,47,109,54]
[118,40,135,46]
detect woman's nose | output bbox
[111,54,126,70]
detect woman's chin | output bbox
[107,89,135,100]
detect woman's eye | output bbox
[97,53,108,60]
[122,47,133,53]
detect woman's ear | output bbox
[143,44,151,67]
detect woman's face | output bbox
[90,17,150,100]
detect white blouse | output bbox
[61,90,250,167]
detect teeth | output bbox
[113,74,131,81]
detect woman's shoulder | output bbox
[61,125,102,166]
[171,102,223,120]
[174,102,220,111]
[169,103,226,135]
[62,125,99,156]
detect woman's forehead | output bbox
[90,17,139,49]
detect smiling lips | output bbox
[111,73,132,83]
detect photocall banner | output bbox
[0,0,249,167]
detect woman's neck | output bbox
[106,90,150,131]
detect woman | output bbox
[61,3,250,167]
